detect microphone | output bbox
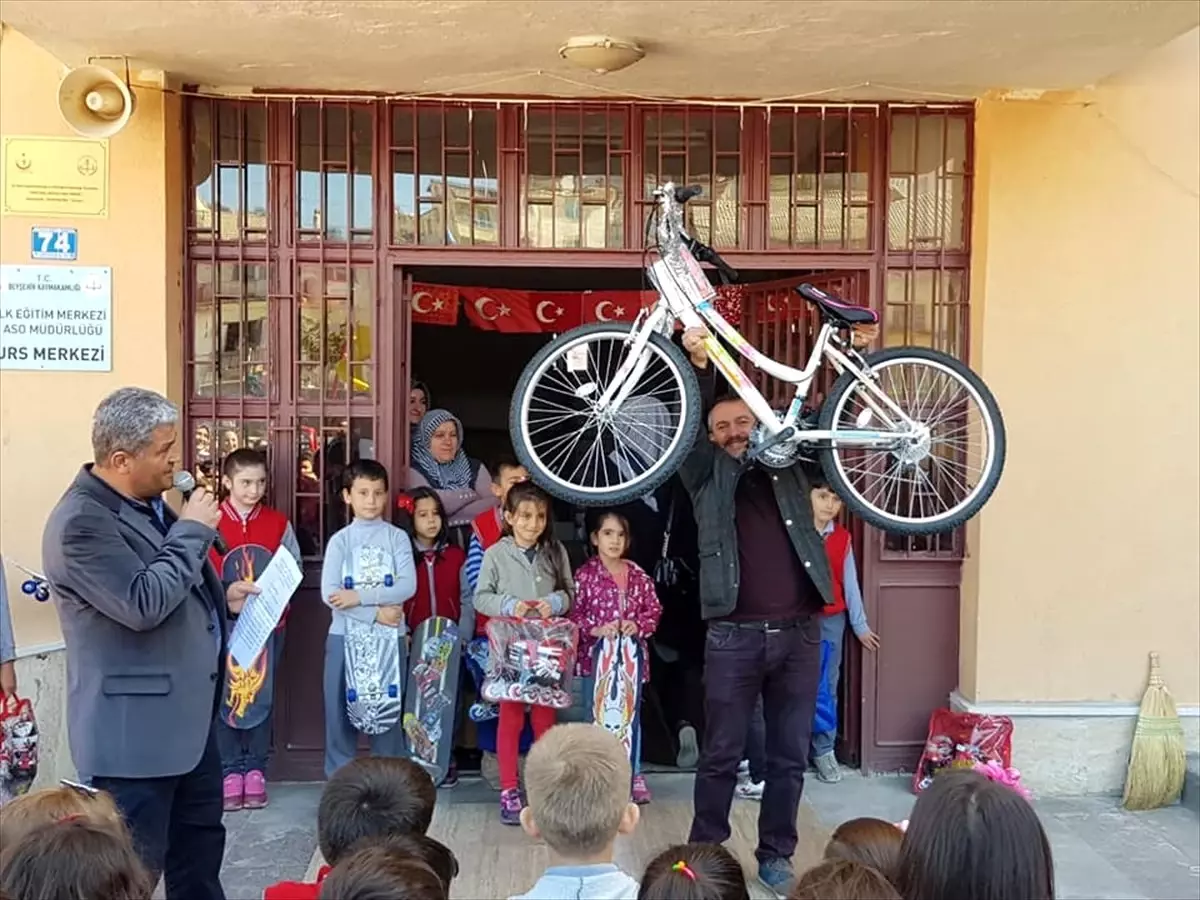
[173,470,228,556]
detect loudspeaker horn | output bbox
[57,63,135,138]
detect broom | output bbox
[1122,652,1187,811]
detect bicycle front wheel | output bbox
[818,346,1006,535]
[510,323,701,506]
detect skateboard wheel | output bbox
[35,587,49,602]
[384,574,394,587]
[387,684,398,698]
[20,580,38,595]
[347,688,358,703]
[343,576,355,590]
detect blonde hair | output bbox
[0,784,126,848]
[523,724,631,857]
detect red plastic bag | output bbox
[482,618,579,709]
[912,707,1013,794]
[0,694,39,804]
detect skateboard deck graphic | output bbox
[402,617,462,783]
[220,544,280,730]
[592,635,642,764]
[341,553,405,736]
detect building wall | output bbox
[959,28,1199,788]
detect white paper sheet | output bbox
[228,548,303,668]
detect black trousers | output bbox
[688,617,822,863]
[92,726,226,900]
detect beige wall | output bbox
[963,28,1200,704]
[0,29,183,650]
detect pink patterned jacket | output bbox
[570,556,662,681]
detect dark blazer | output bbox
[42,466,228,780]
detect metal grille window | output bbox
[190,101,269,242]
[296,104,375,243]
[642,108,742,248]
[521,105,629,249]
[887,110,970,251]
[391,104,499,246]
[768,109,876,251]
[884,269,967,358]
[191,262,270,399]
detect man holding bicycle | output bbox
[678,326,834,894]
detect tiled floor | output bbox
[222,773,1200,900]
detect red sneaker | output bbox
[222,773,244,812]
[631,774,652,805]
[243,770,268,809]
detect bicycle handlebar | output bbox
[652,181,739,284]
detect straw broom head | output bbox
[1122,652,1187,811]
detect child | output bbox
[513,723,640,900]
[263,756,437,899]
[789,860,900,900]
[473,481,573,825]
[639,843,749,900]
[398,486,473,786]
[464,456,529,635]
[0,819,154,900]
[823,817,903,880]
[895,769,1054,900]
[319,849,446,900]
[809,471,879,784]
[212,448,302,812]
[320,460,417,779]
[0,782,125,847]
[570,511,662,804]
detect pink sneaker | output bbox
[222,773,244,812]
[243,770,268,809]
[631,774,652,805]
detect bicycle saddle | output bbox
[795,283,880,326]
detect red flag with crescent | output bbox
[581,291,657,325]
[410,283,460,326]
[460,287,543,333]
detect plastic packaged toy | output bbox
[482,618,579,709]
[913,707,1013,794]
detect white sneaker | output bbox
[814,752,843,784]
[737,759,751,778]
[676,725,700,769]
[736,779,765,800]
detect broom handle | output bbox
[1148,651,1163,687]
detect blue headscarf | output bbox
[410,409,473,489]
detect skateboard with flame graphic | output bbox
[220,544,281,730]
[591,635,642,765]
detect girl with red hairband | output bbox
[639,843,749,900]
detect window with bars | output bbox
[887,110,970,252]
[521,105,629,249]
[391,104,499,246]
[768,109,876,251]
[642,108,742,248]
[190,262,270,399]
[296,104,375,243]
[191,101,270,242]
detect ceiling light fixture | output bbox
[558,35,645,75]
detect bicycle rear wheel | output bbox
[510,323,700,506]
[817,346,1006,535]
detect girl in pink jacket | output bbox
[570,511,662,804]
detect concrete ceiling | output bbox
[2,0,1198,101]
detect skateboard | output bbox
[591,635,643,764]
[12,563,49,602]
[402,616,462,783]
[342,570,404,736]
[482,618,579,710]
[220,545,280,730]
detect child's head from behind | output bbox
[639,843,749,900]
[789,859,900,900]
[405,487,447,547]
[808,470,843,528]
[502,480,552,549]
[318,845,446,900]
[345,833,457,894]
[318,757,437,866]
[895,769,1054,900]
[0,819,153,900]
[0,782,125,848]
[489,456,528,505]
[342,459,391,521]
[222,448,268,510]
[521,724,638,861]
[590,511,630,562]
[824,817,903,879]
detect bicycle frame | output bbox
[594,186,916,449]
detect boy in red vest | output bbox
[808,471,879,784]
[211,448,302,812]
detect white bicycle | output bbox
[510,183,1005,535]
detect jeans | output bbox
[810,613,846,758]
[215,718,271,776]
[578,673,643,775]
[322,632,408,779]
[744,695,767,783]
[688,617,823,863]
[92,727,226,900]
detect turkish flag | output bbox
[410,283,460,326]
[580,291,657,325]
[529,292,584,331]
[460,287,543,333]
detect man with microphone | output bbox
[42,387,258,900]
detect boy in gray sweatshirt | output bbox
[320,459,416,778]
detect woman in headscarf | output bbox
[407,409,497,546]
